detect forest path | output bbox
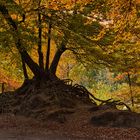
[0,114,91,140]
[0,111,140,140]
[0,130,94,140]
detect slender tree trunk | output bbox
[127,72,134,108]
[1,83,5,94]
[50,42,67,74]
[38,7,44,70]
[0,5,45,79]
[0,5,17,29]
[21,55,29,80]
[66,63,71,78]
[45,22,52,72]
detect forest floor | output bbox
[0,79,140,139]
[0,112,140,140]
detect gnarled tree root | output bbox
[62,80,131,111]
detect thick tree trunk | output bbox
[50,42,67,74]
[45,22,52,72]
[19,49,45,78]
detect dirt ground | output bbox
[0,80,140,140]
[0,112,140,140]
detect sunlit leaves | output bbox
[0,0,140,87]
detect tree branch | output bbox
[0,4,44,78]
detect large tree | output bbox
[0,0,139,118]
[0,0,139,85]
[0,0,104,81]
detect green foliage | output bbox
[90,82,112,101]
[0,51,24,82]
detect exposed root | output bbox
[62,79,73,86]
[0,78,132,123]
[71,83,131,111]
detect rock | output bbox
[91,109,140,128]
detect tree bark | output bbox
[1,83,5,94]
[127,72,134,108]
[0,4,44,78]
[45,22,52,72]
[38,3,44,70]
[21,55,29,80]
[50,42,67,74]
[0,5,17,30]
[19,49,44,78]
